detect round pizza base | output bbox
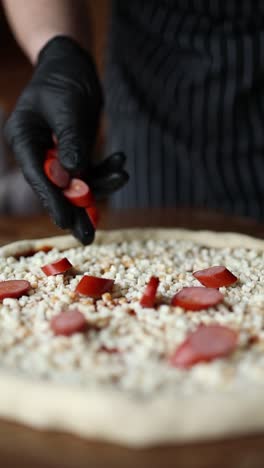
[0,228,264,447]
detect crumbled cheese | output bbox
[0,238,264,396]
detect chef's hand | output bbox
[4,36,128,245]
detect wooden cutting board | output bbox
[1,207,264,245]
[1,208,264,468]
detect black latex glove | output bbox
[4,36,128,245]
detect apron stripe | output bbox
[105,0,264,220]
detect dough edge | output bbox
[0,227,264,447]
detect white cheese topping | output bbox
[0,239,264,396]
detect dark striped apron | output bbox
[104,0,264,220]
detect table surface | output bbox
[1,208,264,468]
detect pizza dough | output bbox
[0,228,264,447]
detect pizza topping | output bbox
[1,235,264,397]
[51,309,87,336]
[63,178,94,207]
[169,324,238,368]
[76,275,114,298]
[99,346,120,354]
[40,246,53,253]
[127,308,136,316]
[44,150,99,228]
[46,148,58,159]
[52,134,58,145]
[193,266,237,288]
[44,157,70,189]
[41,258,72,276]
[140,276,160,308]
[13,246,52,260]
[247,335,259,347]
[0,280,31,300]
[171,287,223,311]
[86,205,100,228]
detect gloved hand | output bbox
[4,36,128,244]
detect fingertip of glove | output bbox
[52,212,71,230]
[78,228,95,246]
[104,170,130,190]
[108,152,126,168]
[72,209,95,245]
[121,169,129,184]
[59,149,82,171]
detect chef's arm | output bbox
[2,0,128,245]
[2,0,91,63]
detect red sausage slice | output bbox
[193,266,237,288]
[44,157,70,189]
[13,246,52,260]
[52,134,58,145]
[63,178,94,207]
[51,309,87,336]
[171,286,223,311]
[46,148,58,160]
[86,205,100,229]
[0,280,31,300]
[169,324,238,368]
[140,276,160,308]
[41,258,72,276]
[76,275,114,299]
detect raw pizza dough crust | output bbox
[0,228,264,447]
